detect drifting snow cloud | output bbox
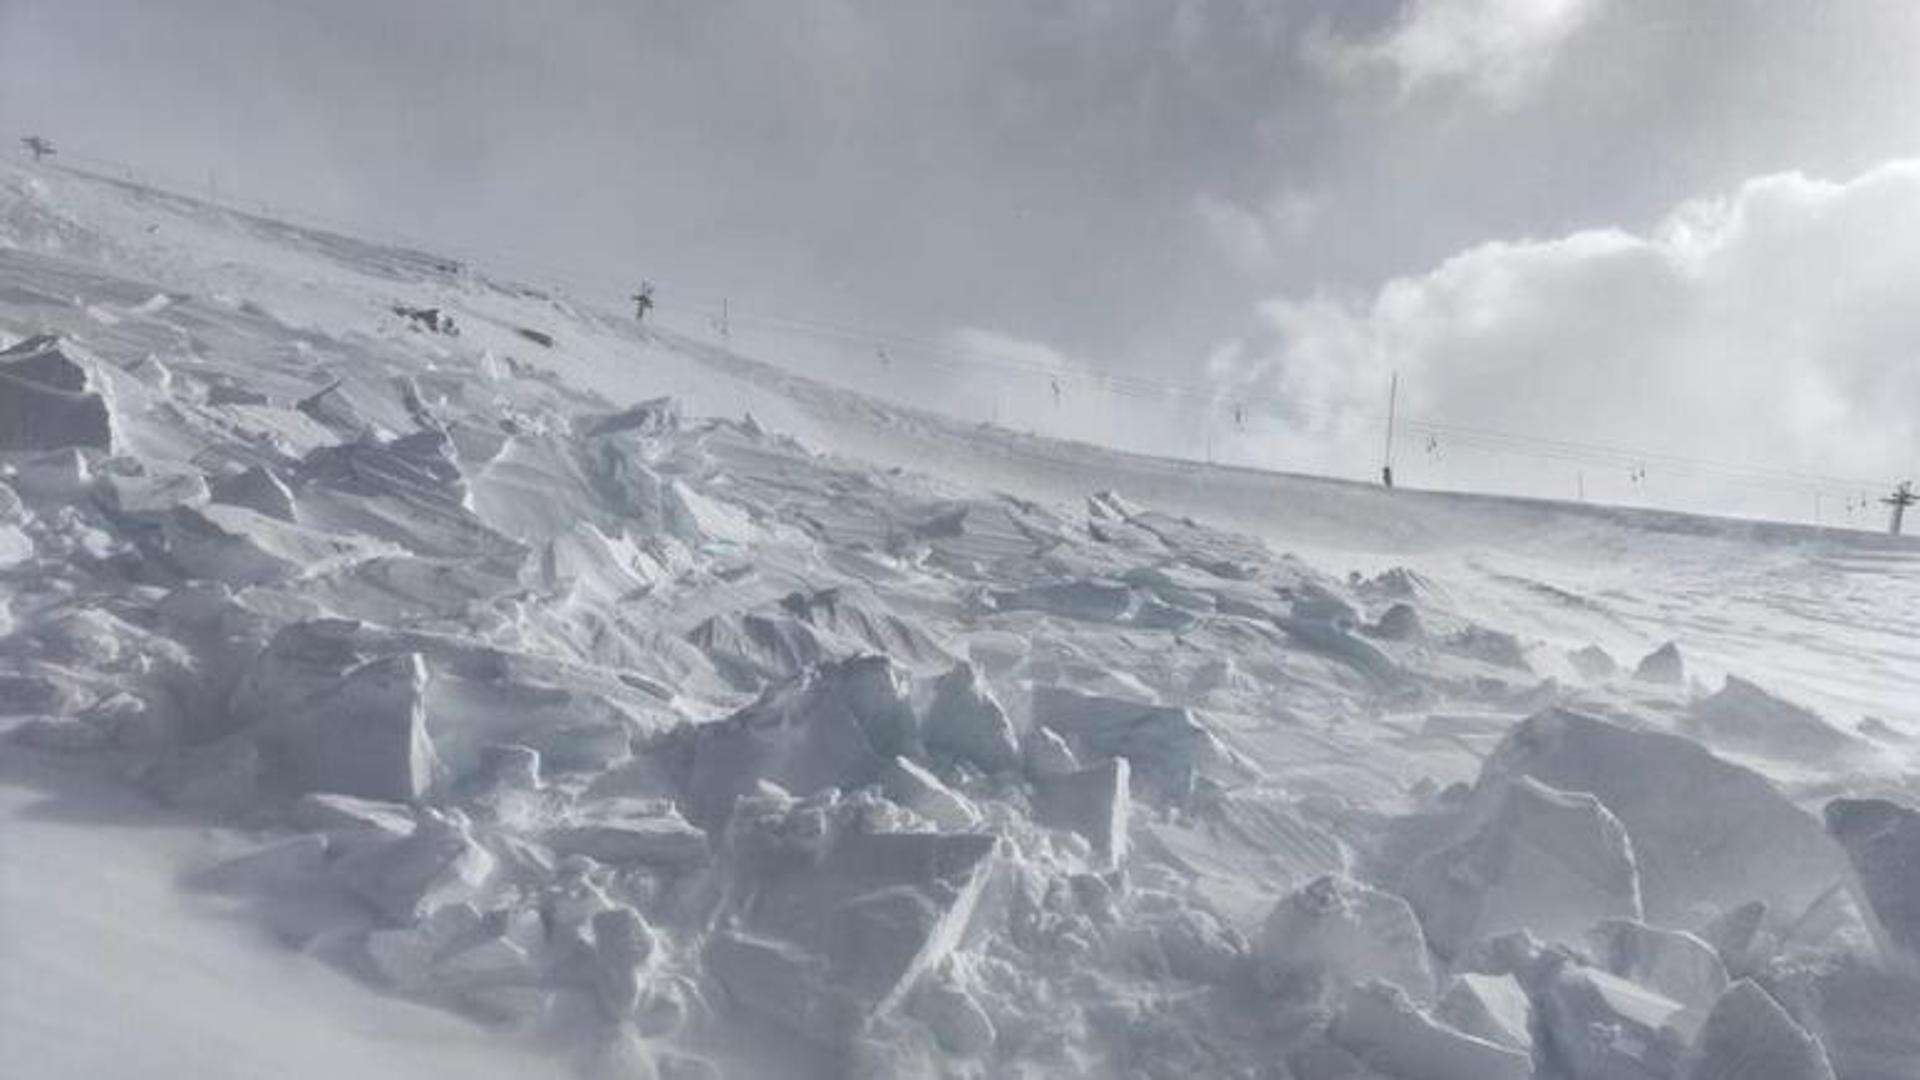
[1316,0,1605,104]
[1210,161,1920,506]
[1192,190,1321,274]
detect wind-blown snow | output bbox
[2,161,1919,1079]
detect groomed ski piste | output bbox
[2,160,1918,1080]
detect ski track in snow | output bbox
[2,161,1918,1079]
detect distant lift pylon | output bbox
[1885,480,1917,536]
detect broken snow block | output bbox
[334,812,494,924]
[1689,675,1860,762]
[681,655,918,827]
[0,336,115,452]
[1279,616,1406,684]
[208,465,297,522]
[1587,918,1728,1028]
[1540,962,1689,1080]
[992,579,1137,623]
[260,652,439,803]
[1023,725,1081,777]
[100,466,208,518]
[1634,641,1684,685]
[1291,583,1360,626]
[296,429,516,559]
[11,448,92,503]
[1030,757,1129,866]
[1698,900,1768,976]
[164,503,384,585]
[685,609,826,689]
[1685,980,1836,1080]
[1404,775,1642,960]
[1331,980,1532,1080]
[295,379,370,437]
[288,792,415,855]
[881,756,982,831]
[229,618,366,726]
[591,906,658,1020]
[1258,874,1436,1006]
[1482,708,1848,923]
[911,979,997,1057]
[708,932,863,1046]
[548,799,711,868]
[1032,686,1219,801]
[1824,797,1920,971]
[1568,645,1618,680]
[1370,603,1426,643]
[583,396,682,439]
[1437,972,1534,1055]
[719,829,999,1046]
[779,585,958,670]
[921,663,1019,774]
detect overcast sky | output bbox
[4,0,1919,517]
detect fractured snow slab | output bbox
[1332,980,1532,1080]
[208,464,297,522]
[1437,972,1534,1054]
[164,503,391,585]
[1258,874,1436,1005]
[257,652,440,803]
[921,662,1019,774]
[100,465,208,517]
[1540,961,1688,1080]
[1404,774,1642,960]
[1586,918,1728,1031]
[680,655,917,826]
[548,798,711,867]
[334,813,494,924]
[1685,979,1836,1080]
[1824,797,1920,972]
[1030,757,1129,866]
[1031,685,1219,802]
[880,756,982,831]
[0,335,115,452]
[1688,675,1862,763]
[1483,708,1848,922]
[710,828,999,1046]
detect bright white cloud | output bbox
[1210,161,1920,517]
[1319,0,1605,104]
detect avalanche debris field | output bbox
[3,164,1920,1080]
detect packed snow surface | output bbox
[3,162,1920,1079]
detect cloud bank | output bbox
[1210,161,1920,514]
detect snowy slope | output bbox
[2,162,1917,1079]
